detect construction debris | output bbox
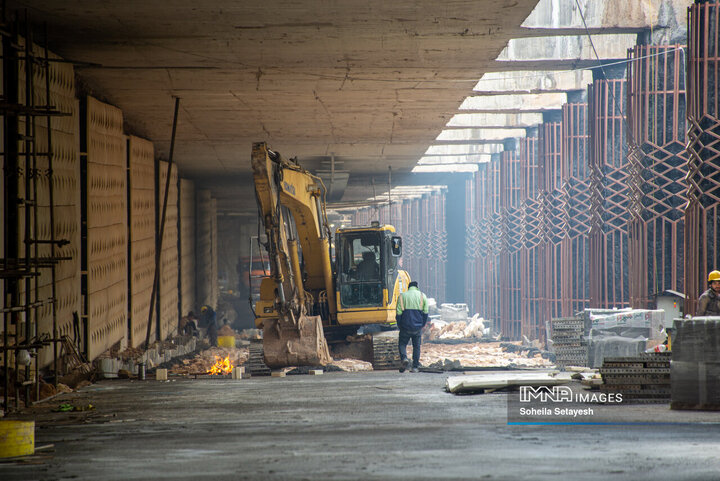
[329,359,374,372]
[424,315,489,342]
[168,347,249,375]
[421,342,554,369]
[445,371,569,394]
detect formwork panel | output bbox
[158,160,179,338]
[85,96,127,361]
[128,136,156,348]
[16,43,80,368]
[628,45,687,308]
[180,179,196,316]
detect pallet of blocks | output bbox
[551,317,588,368]
[671,318,720,410]
[599,352,671,403]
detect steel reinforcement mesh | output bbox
[562,103,591,315]
[686,2,720,314]
[628,44,688,307]
[589,77,631,309]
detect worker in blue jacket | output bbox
[396,281,429,373]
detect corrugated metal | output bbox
[127,136,156,348]
[84,96,127,360]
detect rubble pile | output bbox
[420,342,554,369]
[424,316,489,342]
[329,359,374,372]
[169,346,250,375]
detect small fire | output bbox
[207,355,234,375]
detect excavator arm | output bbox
[251,142,333,367]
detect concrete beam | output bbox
[472,70,593,95]
[459,93,567,112]
[426,144,501,156]
[412,164,479,173]
[419,154,494,164]
[496,34,637,63]
[436,128,527,141]
[521,0,686,30]
[445,112,543,128]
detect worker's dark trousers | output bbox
[398,329,422,368]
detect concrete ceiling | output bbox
[10,0,540,184]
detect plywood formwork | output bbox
[16,41,80,368]
[84,96,127,361]
[196,189,217,309]
[127,136,156,348]
[179,179,196,316]
[588,78,631,309]
[686,2,720,315]
[158,160,179,339]
[628,44,687,308]
[562,103,591,316]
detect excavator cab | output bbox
[335,223,405,324]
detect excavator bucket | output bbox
[262,314,332,368]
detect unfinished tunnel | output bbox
[2,1,720,479]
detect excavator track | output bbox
[371,331,402,370]
[246,341,271,376]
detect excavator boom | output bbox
[251,142,332,368]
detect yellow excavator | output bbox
[251,142,410,368]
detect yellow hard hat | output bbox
[709,270,720,282]
[201,305,208,312]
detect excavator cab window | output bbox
[337,231,384,307]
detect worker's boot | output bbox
[399,358,410,373]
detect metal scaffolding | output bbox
[1,14,71,412]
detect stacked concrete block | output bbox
[158,160,179,339]
[671,318,720,410]
[128,136,156,348]
[84,96,127,361]
[179,179,196,316]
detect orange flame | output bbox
[207,355,234,375]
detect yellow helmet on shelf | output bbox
[708,270,720,282]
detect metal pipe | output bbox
[145,97,180,350]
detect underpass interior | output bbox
[2,1,720,479]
